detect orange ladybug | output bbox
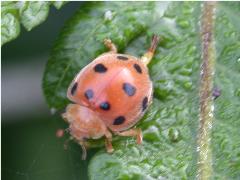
[62,35,159,159]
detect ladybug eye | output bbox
[71,82,78,95]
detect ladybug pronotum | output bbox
[62,35,159,159]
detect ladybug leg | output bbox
[62,112,68,122]
[140,34,160,65]
[104,130,114,153]
[79,140,88,160]
[104,39,117,53]
[115,128,143,145]
[63,136,74,150]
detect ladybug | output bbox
[62,35,159,159]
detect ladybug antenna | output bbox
[149,34,160,54]
[140,34,160,65]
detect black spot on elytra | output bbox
[71,82,78,95]
[100,102,111,110]
[117,55,128,60]
[94,63,107,73]
[84,89,94,100]
[113,116,125,125]
[142,97,148,111]
[133,64,142,74]
[123,83,136,96]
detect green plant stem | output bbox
[197,2,216,180]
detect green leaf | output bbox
[19,2,50,31]
[1,12,20,46]
[1,1,67,46]
[42,1,240,179]
[213,2,240,178]
[1,2,19,46]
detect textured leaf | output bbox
[1,1,67,46]
[42,1,240,179]
[1,2,19,46]
[19,1,50,31]
[213,2,240,178]
[1,12,20,46]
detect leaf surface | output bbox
[1,1,67,46]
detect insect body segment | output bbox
[63,35,159,159]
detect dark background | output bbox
[2,2,96,180]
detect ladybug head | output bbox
[62,104,107,141]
